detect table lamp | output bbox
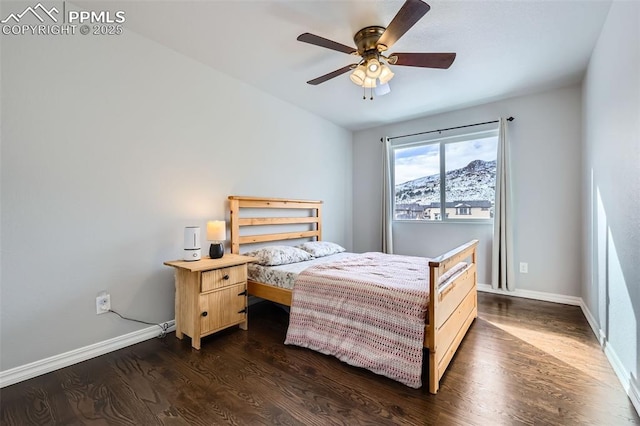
[206,220,226,259]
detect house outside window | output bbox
[392,128,498,223]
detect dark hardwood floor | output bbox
[1,293,638,425]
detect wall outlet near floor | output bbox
[96,292,111,314]
[519,262,529,274]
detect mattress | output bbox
[248,252,467,291]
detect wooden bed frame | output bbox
[228,195,478,394]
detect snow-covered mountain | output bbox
[395,159,496,205]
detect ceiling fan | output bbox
[297,0,455,96]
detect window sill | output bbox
[393,219,494,225]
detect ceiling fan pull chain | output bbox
[363,85,366,100]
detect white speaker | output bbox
[183,226,201,261]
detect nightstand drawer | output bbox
[201,265,246,292]
[199,283,247,334]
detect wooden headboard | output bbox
[228,196,323,254]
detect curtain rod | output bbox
[382,116,514,142]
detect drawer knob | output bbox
[237,308,247,314]
[222,274,230,280]
[238,289,248,296]
[201,311,208,317]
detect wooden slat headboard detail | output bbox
[228,196,323,254]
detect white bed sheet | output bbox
[247,252,358,289]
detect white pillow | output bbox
[297,241,346,258]
[244,246,314,266]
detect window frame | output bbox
[390,128,498,225]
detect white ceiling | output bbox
[86,0,612,131]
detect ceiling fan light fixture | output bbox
[378,64,395,84]
[296,1,456,99]
[365,58,382,78]
[350,64,367,86]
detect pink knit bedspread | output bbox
[284,252,431,388]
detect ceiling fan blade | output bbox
[306,64,356,85]
[390,52,456,69]
[377,0,431,50]
[297,33,357,55]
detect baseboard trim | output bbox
[477,283,582,306]
[581,303,639,417]
[603,338,640,412]
[0,320,175,388]
[579,300,605,345]
[630,380,640,418]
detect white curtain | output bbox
[382,137,394,254]
[491,118,515,290]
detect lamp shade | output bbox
[363,77,377,88]
[375,82,391,96]
[365,58,382,79]
[378,64,395,84]
[206,220,226,241]
[350,64,366,86]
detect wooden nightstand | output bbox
[164,254,257,350]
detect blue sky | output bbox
[395,136,498,185]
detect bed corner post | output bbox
[428,261,441,394]
[472,244,478,319]
[229,197,240,255]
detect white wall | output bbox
[0,28,352,371]
[353,85,583,294]
[582,0,639,403]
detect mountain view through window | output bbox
[393,134,498,221]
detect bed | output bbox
[228,195,478,394]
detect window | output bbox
[392,129,498,222]
[456,205,471,215]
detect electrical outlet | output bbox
[519,262,529,274]
[96,292,111,314]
